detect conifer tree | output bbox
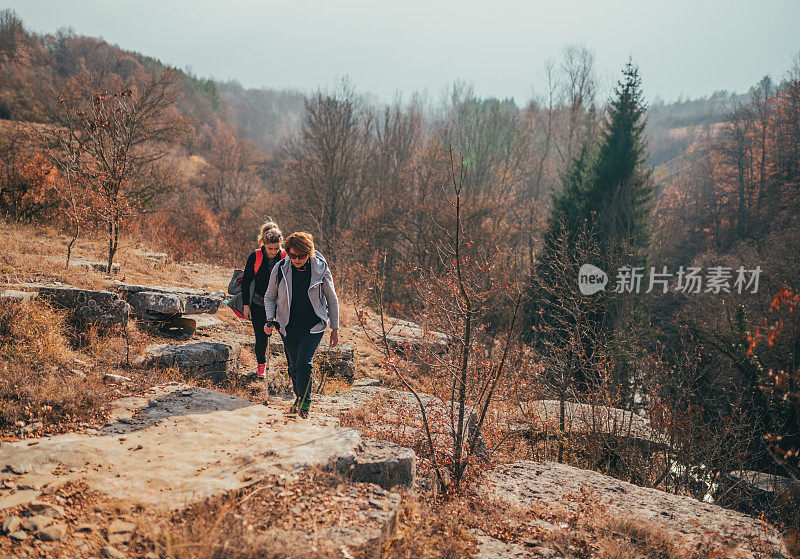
[584,60,653,261]
[528,61,653,392]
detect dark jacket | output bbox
[241,247,284,306]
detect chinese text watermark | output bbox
[578,264,761,296]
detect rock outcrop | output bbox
[483,461,788,558]
[336,438,417,488]
[356,316,450,355]
[32,284,130,332]
[716,470,795,518]
[0,290,38,303]
[115,282,222,336]
[0,383,416,512]
[115,283,221,315]
[512,400,669,450]
[134,341,240,383]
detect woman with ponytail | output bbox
[241,220,285,378]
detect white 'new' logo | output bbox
[578,264,608,295]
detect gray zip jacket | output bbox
[264,253,340,337]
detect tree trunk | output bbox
[107,218,118,275]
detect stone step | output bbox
[336,438,416,489]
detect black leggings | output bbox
[250,303,269,364]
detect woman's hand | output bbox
[330,329,339,348]
[264,324,274,336]
[242,305,251,320]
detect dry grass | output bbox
[0,296,111,431]
[137,470,390,559]
[0,219,229,291]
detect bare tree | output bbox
[45,67,186,271]
[285,80,366,259]
[196,124,258,220]
[554,44,600,165]
[720,102,756,239]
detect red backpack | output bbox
[226,249,286,319]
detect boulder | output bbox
[34,285,130,331]
[135,342,240,383]
[27,500,65,518]
[22,515,52,532]
[2,515,22,534]
[36,523,66,541]
[107,519,136,544]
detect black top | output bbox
[241,247,281,306]
[286,260,319,332]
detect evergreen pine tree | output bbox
[527,61,654,392]
[584,60,653,261]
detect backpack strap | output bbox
[254,249,264,274]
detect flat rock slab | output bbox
[0,490,42,512]
[194,315,225,331]
[114,282,221,315]
[483,461,788,558]
[135,342,240,383]
[356,316,450,355]
[0,384,364,511]
[0,290,38,303]
[514,400,668,449]
[69,258,120,274]
[33,285,130,329]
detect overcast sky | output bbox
[5,0,800,105]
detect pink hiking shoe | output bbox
[257,363,267,379]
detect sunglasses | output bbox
[264,235,281,243]
[288,252,308,261]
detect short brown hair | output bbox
[284,232,315,258]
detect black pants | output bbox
[281,327,324,411]
[250,302,269,364]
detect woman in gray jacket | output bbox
[264,232,339,418]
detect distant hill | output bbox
[645,91,749,166]
[0,10,306,154]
